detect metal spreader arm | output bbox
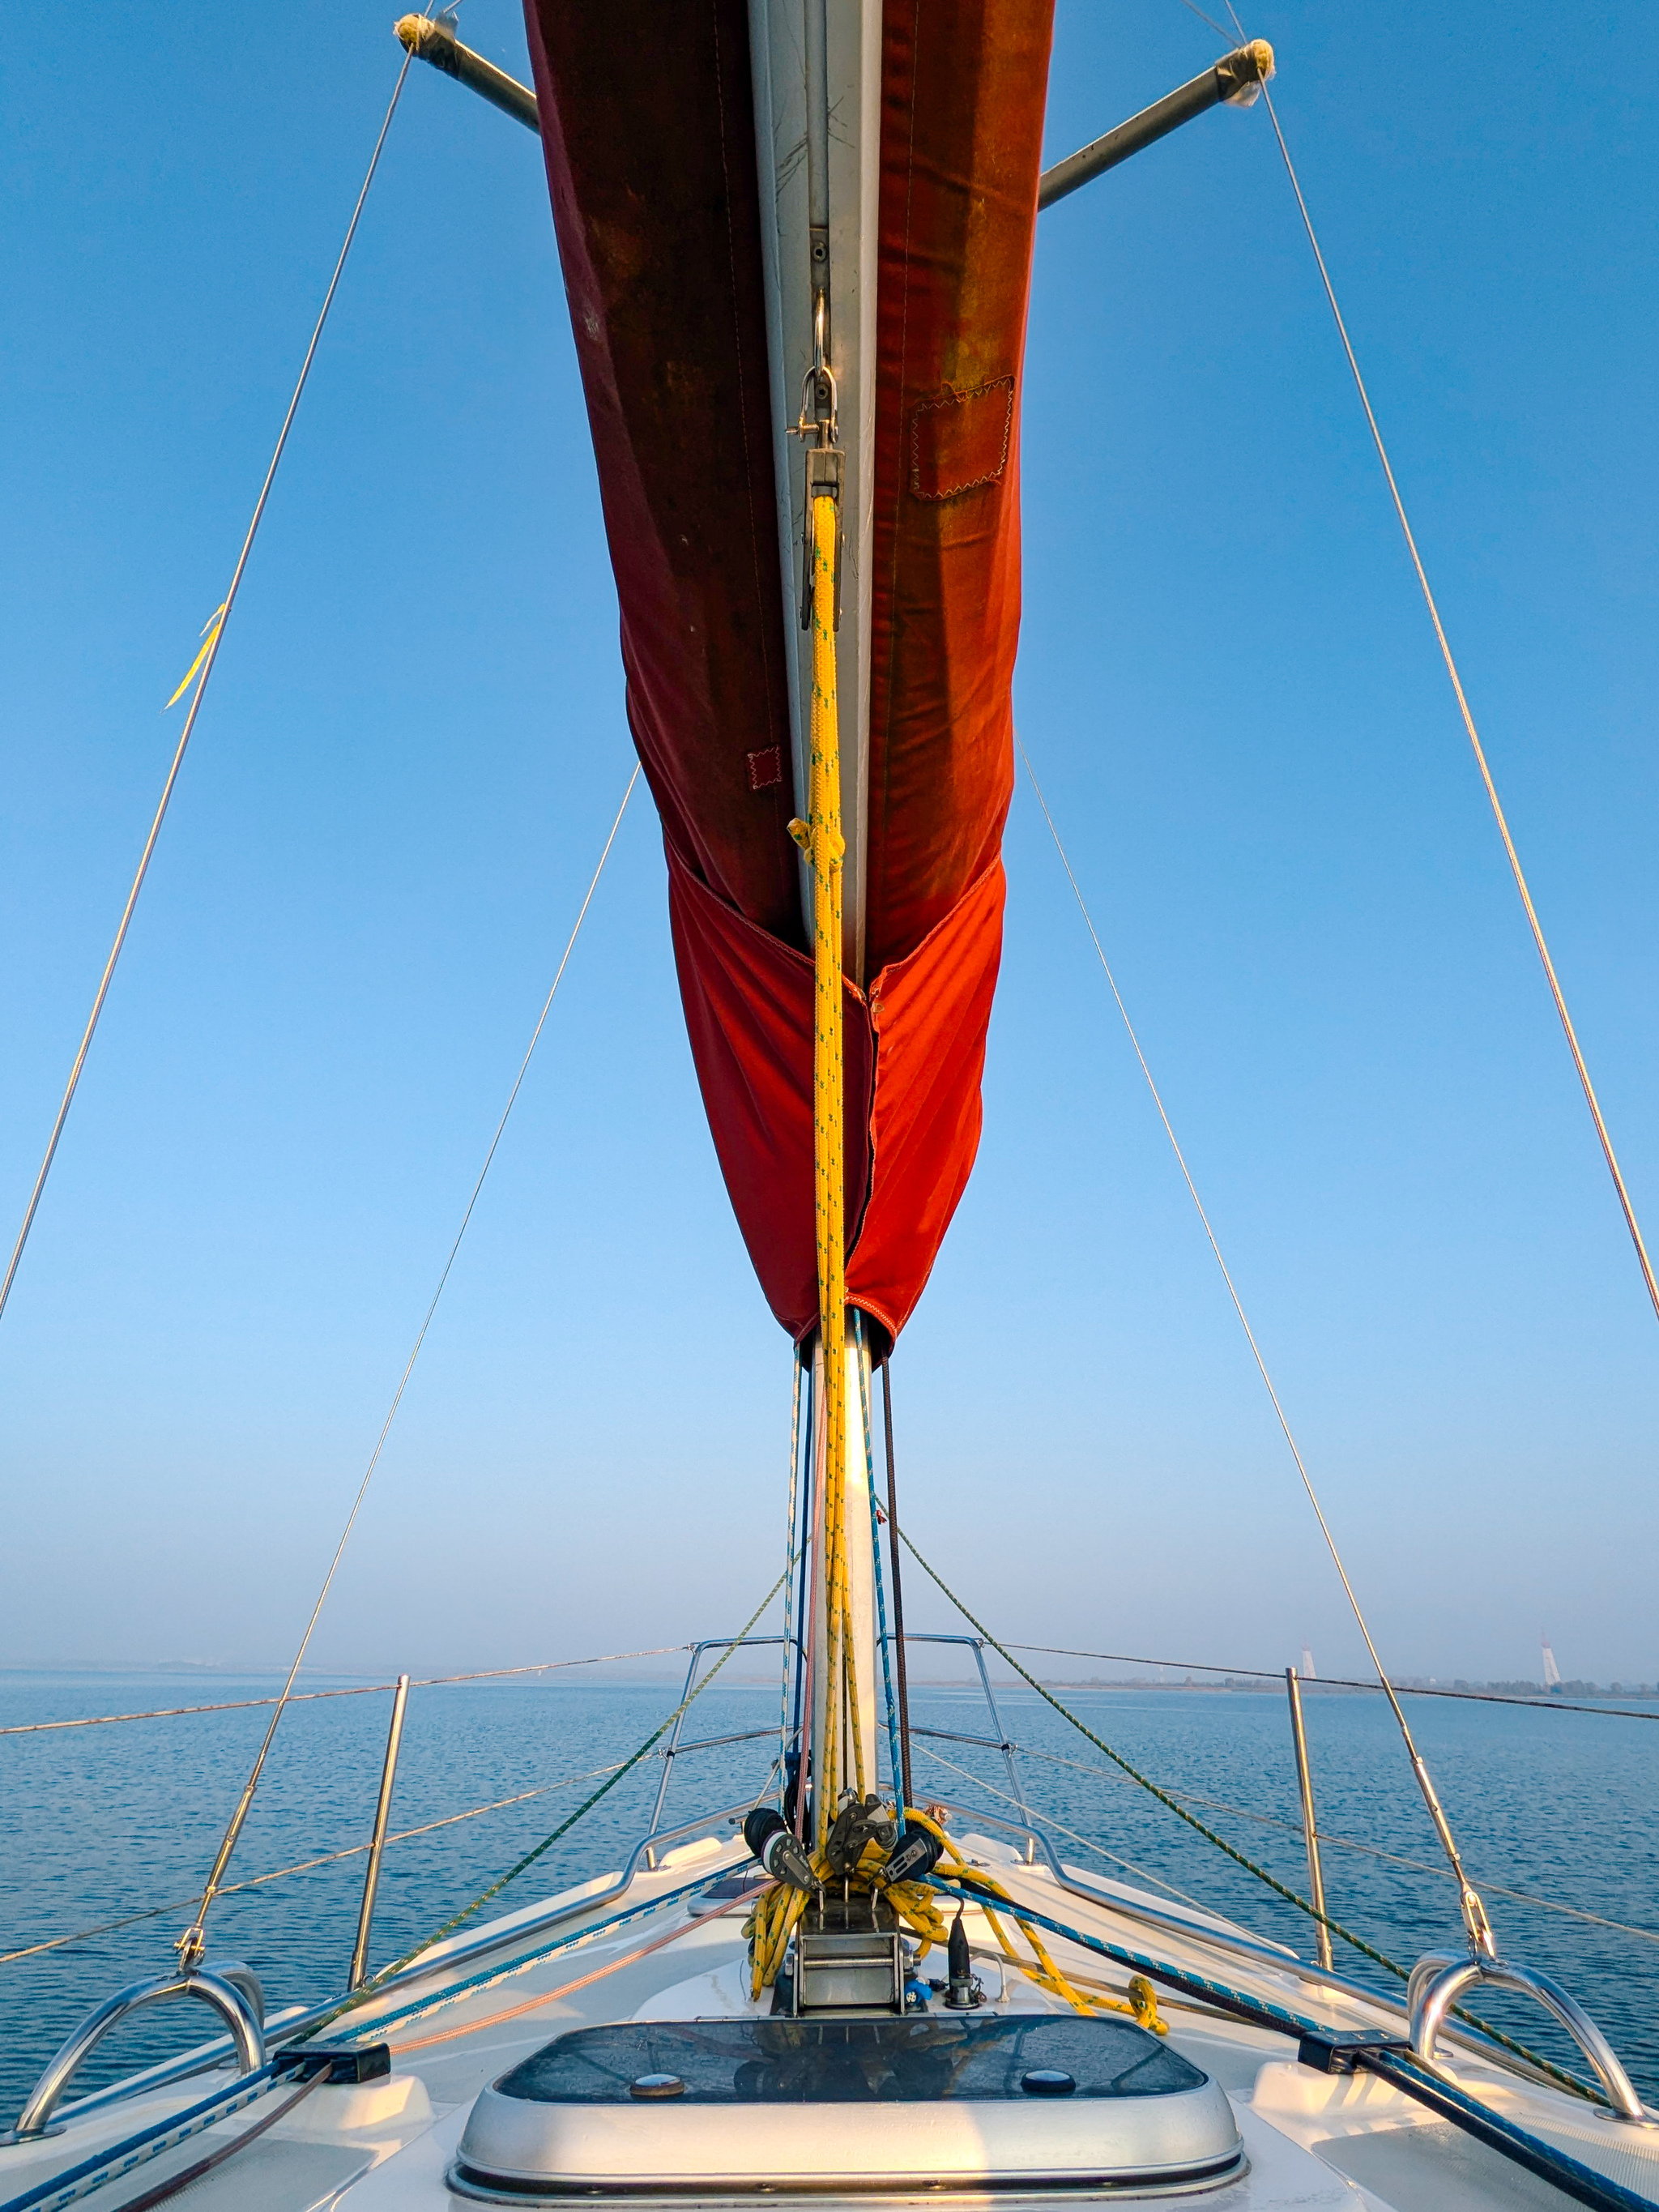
[390,12,1274,220]
[394,15,539,132]
[1038,41,1275,210]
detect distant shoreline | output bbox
[2,1663,1655,1707]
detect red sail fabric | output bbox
[523,0,1051,1341]
[864,0,1052,976]
[850,861,1007,1339]
[667,843,876,1339]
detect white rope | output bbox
[1247,60,1659,1331]
[182,765,640,1958]
[1018,739,1493,1950]
[0,54,415,1335]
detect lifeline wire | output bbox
[909,1736,1211,1913]
[0,53,414,1336]
[1,1758,630,1966]
[896,1527,1605,2106]
[1019,739,1495,1955]
[313,1566,790,2029]
[181,766,640,1962]
[998,1643,1659,1719]
[973,1736,1659,1947]
[898,1522,1401,1973]
[12,1639,1650,1737]
[1249,74,1659,1329]
[0,1645,689,1737]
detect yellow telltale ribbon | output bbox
[164,603,228,710]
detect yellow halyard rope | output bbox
[791,490,852,1847]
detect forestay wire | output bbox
[0,52,415,1337]
[1243,32,1659,1332]
[179,765,640,1965]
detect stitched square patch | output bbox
[911,376,1015,502]
[747,745,783,792]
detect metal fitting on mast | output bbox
[790,293,842,627]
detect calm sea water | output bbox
[2,1669,1655,2124]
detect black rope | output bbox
[880,1360,915,1808]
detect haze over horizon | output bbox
[4,0,1656,1685]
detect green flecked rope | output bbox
[897,1527,1606,2107]
[307,1567,788,2036]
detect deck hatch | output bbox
[494,2016,1206,2103]
[454,2016,1243,2195]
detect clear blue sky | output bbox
[3,1,1654,1684]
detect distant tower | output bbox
[1541,1634,1561,1690]
[1300,1644,1316,1680]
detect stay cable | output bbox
[179,764,639,1963]
[0,53,414,1334]
[1019,739,1495,1957]
[1251,64,1659,1330]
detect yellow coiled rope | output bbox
[743,1807,1165,2031]
[904,1811,1166,2033]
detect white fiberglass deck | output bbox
[5,1821,1654,2212]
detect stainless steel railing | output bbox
[4,1962,265,2143]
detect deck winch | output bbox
[742,1796,946,2014]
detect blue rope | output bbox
[926,1877,1657,2212]
[3,1867,735,2212]
[788,1356,813,1760]
[1,2065,284,2212]
[855,1315,906,1826]
[777,1354,802,1803]
[335,1864,730,2046]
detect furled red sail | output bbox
[522,0,1053,1343]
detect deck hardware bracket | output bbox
[795,443,845,631]
[274,2043,391,2086]
[1296,2027,1411,2076]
